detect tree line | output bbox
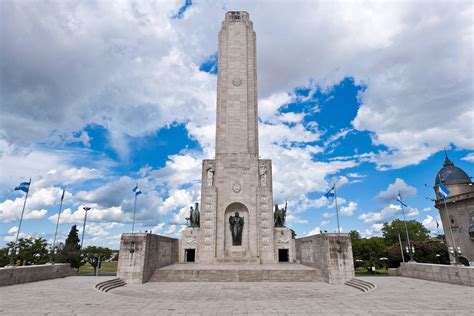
[0,225,116,275]
[350,219,449,272]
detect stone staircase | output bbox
[95,278,126,293]
[345,278,376,293]
[150,263,322,282]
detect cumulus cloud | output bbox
[307,226,321,236]
[359,204,419,224]
[340,201,357,216]
[461,153,474,163]
[422,215,443,234]
[0,187,67,223]
[361,223,384,238]
[165,225,176,235]
[376,178,417,202]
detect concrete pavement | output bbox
[0,276,473,315]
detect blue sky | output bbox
[0,0,472,249]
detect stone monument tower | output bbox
[118,12,354,285]
[181,11,284,264]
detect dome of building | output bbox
[435,154,471,185]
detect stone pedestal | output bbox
[179,227,200,262]
[117,233,178,284]
[274,227,296,263]
[295,233,354,285]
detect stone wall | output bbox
[392,262,474,286]
[295,233,354,284]
[117,233,179,284]
[0,263,77,286]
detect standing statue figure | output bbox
[259,164,267,187]
[229,211,244,246]
[206,163,215,187]
[274,201,287,227]
[189,203,200,227]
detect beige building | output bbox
[434,154,474,266]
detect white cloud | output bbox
[361,223,384,238]
[423,207,432,212]
[359,204,419,224]
[0,1,471,170]
[307,226,321,236]
[340,201,357,216]
[322,212,335,219]
[347,173,366,178]
[150,223,165,234]
[165,225,176,235]
[376,178,417,202]
[286,214,309,225]
[320,220,330,227]
[0,187,68,223]
[461,153,474,162]
[422,215,443,234]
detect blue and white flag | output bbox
[14,181,30,193]
[132,185,142,196]
[60,189,65,202]
[438,182,449,200]
[397,192,407,207]
[324,185,335,199]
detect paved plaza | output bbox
[0,276,473,315]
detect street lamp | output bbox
[80,206,91,250]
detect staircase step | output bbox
[95,278,126,293]
[345,278,376,293]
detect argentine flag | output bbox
[397,192,407,207]
[132,184,142,196]
[324,185,335,199]
[14,181,30,193]
[438,182,449,200]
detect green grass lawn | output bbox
[79,261,118,275]
[355,266,388,276]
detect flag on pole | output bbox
[438,182,449,200]
[324,185,335,199]
[60,189,65,202]
[397,192,407,207]
[132,184,142,196]
[14,181,30,193]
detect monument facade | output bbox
[118,11,354,285]
[180,11,290,264]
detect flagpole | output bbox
[438,175,458,265]
[333,182,341,235]
[131,192,137,234]
[50,189,65,264]
[9,178,31,266]
[398,192,414,262]
[398,233,405,263]
[398,192,413,261]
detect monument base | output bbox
[295,233,355,285]
[117,233,179,284]
[150,263,321,282]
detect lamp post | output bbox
[80,206,91,250]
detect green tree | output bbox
[0,248,9,267]
[60,225,82,268]
[381,219,429,245]
[349,230,360,241]
[82,246,113,275]
[351,236,387,272]
[6,237,49,265]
